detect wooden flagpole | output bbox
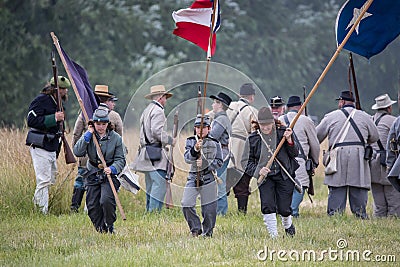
[199,0,218,131]
[50,32,126,220]
[196,0,219,187]
[257,0,375,184]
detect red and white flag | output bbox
[172,0,220,57]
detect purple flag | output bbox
[60,46,98,120]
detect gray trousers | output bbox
[371,183,400,217]
[327,186,368,219]
[181,179,217,236]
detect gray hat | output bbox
[371,94,396,110]
[194,114,211,127]
[239,83,256,96]
[258,107,274,124]
[92,108,109,122]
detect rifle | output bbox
[51,51,76,164]
[305,159,314,203]
[165,109,179,208]
[303,86,307,116]
[349,53,362,110]
[196,86,202,187]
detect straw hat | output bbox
[94,85,113,98]
[371,94,397,110]
[144,85,173,99]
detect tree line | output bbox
[1,0,399,127]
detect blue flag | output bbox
[335,0,400,59]
[60,46,98,120]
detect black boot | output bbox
[237,196,248,214]
[70,187,85,212]
[285,224,296,237]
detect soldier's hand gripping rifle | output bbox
[165,109,179,208]
[51,51,76,164]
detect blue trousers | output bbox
[145,170,167,212]
[217,159,229,215]
[291,186,306,217]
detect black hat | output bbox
[270,96,285,108]
[210,92,232,107]
[239,83,256,96]
[286,96,302,107]
[258,107,274,124]
[336,91,355,102]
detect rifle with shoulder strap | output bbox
[165,109,179,208]
[51,51,76,164]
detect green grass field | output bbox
[1,128,399,266]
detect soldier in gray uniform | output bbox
[279,96,320,218]
[370,94,400,217]
[181,115,223,237]
[317,91,379,219]
[209,92,232,215]
[73,108,126,233]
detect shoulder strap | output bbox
[230,103,249,124]
[374,113,387,151]
[341,108,365,146]
[284,115,306,159]
[374,113,387,126]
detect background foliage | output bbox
[1,0,400,127]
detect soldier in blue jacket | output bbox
[73,108,126,234]
[181,114,223,237]
[26,76,71,214]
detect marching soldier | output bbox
[181,115,223,237]
[279,96,320,217]
[131,85,175,212]
[242,107,299,238]
[70,85,123,212]
[226,83,258,213]
[317,91,379,219]
[209,92,232,215]
[26,76,71,214]
[370,94,400,217]
[73,108,126,233]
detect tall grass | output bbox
[1,128,399,266]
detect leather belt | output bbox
[333,142,364,148]
[231,134,246,141]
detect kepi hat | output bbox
[286,96,302,107]
[270,96,285,108]
[371,94,397,110]
[194,114,211,127]
[92,107,110,122]
[239,83,256,96]
[144,85,173,99]
[210,92,232,107]
[336,91,355,102]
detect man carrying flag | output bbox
[26,75,71,214]
[172,0,220,57]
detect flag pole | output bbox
[50,32,127,220]
[257,0,375,184]
[196,0,218,187]
[199,0,218,132]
